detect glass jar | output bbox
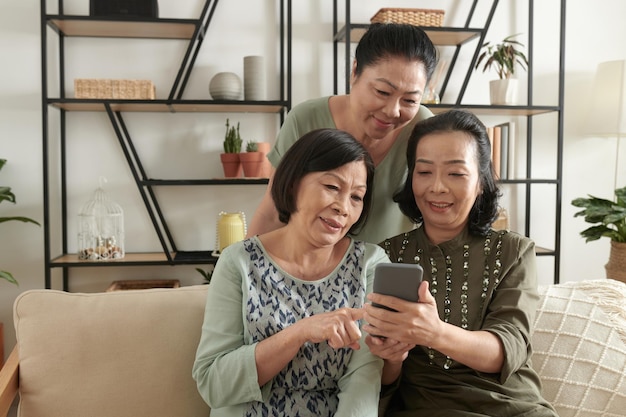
[217,211,246,253]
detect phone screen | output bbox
[372,263,423,311]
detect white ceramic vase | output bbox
[209,72,242,100]
[243,56,266,100]
[489,78,518,105]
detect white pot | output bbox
[209,72,242,100]
[489,78,518,105]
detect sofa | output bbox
[531,279,626,416]
[0,285,211,417]
[1,280,625,417]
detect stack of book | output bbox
[486,122,516,180]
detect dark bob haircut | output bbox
[393,109,501,236]
[271,128,375,235]
[354,23,438,83]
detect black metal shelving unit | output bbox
[332,0,565,284]
[41,0,292,290]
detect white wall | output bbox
[2,0,625,361]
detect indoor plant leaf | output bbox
[475,33,529,79]
[572,186,626,244]
[0,270,18,285]
[0,216,40,225]
[1,158,41,285]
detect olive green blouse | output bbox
[378,226,558,417]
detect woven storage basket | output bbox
[74,79,156,99]
[370,8,445,27]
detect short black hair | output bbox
[394,110,501,236]
[354,23,438,82]
[272,128,375,234]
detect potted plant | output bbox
[1,158,40,285]
[239,140,265,178]
[220,118,243,178]
[475,33,529,105]
[245,141,258,152]
[195,267,213,284]
[571,185,626,283]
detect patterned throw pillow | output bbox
[532,280,626,417]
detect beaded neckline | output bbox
[382,229,506,369]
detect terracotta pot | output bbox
[239,151,264,177]
[220,153,242,178]
[489,78,518,105]
[255,142,272,178]
[606,240,626,284]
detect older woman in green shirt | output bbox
[247,23,437,244]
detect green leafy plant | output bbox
[1,158,41,285]
[475,34,529,80]
[571,186,626,243]
[223,119,243,154]
[245,141,258,152]
[195,267,213,284]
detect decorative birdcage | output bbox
[77,179,125,261]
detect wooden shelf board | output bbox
[499,179,559,185]
[142,178,269,186]
[428,104,559,116]
[50,251,219,266]
[51,252,172,265]
[48,99,287,113]
[170,102,286,113]
[425,28,482,46]
[338,25,481,46]
[48,16,199,39]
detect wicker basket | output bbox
[106,279,180,292]
[74,79,156,99]
[370,8,445,27]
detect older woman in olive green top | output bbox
[363,110,558,416]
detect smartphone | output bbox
[372,263,423,312]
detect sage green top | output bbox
[267,96,433,244]
[193,237,389,417]
[378,226,558,417]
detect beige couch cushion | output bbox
[13,285,211,417]
[533,280,626,417]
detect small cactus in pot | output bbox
[220,119,243,177]
[223,119,242,154]
[240,140,265,178]
[245,141,258,152]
